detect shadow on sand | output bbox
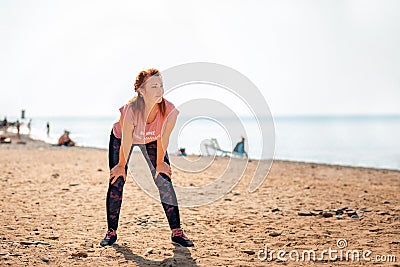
[112,243,198,266]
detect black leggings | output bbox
[106,130,180,231]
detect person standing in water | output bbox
[27,119,32,135]
[16,120,21,139]
[46,122,50,137]
[100,68,194,247]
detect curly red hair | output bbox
[134,68,160,91]
[130,68,166,117]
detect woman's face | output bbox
[140,76,164,104]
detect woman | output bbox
[100,68,194,247]
[57,130,75,146]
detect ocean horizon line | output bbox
[9,113,399,120]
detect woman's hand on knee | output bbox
[110,164,126,184]
[155,162,172,178]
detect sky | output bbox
[0,0,399,118]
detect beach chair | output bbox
[204,138,231,157]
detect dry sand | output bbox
[0,134,399,266]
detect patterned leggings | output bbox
[106,130,180,231]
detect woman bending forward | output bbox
[100,68,194,247]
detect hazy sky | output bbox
[1,0,399,118]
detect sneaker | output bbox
[171,229,194,247]
[100,228,117,247]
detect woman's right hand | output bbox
[110,164,126,184]
[155,161,172,178]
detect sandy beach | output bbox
[0,134,399,266]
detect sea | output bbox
[10,115,400,171]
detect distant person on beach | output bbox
[1,117,7,131]
[46,122,50,137]
[178,148,187,156]
[233,137,248,158]
[27,119,32,135]
[16,120,21,139]
[100,68,194,247]
[57,130,75,146]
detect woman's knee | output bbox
[109,176,125,189]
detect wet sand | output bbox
[0,134,399,266]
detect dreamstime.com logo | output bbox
[126,62,275,207]
[257,238,397,263]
